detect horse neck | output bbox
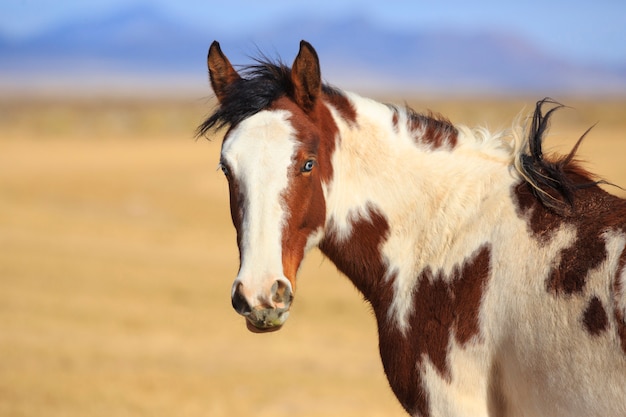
[319,93,515,305]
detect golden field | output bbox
[0,96,625,417]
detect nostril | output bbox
[232,282,252,316]
[271,279,293,309]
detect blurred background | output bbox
[1,1,625,416]
[2,0,626,96]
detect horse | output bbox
[197,40,626,417]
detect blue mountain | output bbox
[2,5,625,96]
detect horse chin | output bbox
[246,319,283,333]
[244,309,290,333]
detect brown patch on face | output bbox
[582,295,609,336]
[266,96,339,288]
[407,109,458,150]
[513,181,626,296]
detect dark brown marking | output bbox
[513,182,565,242]
[451,248,491,345]
[513,180,626,296]
[378,245,491,416]
[268,96,339,286]
[582,295,609,336]
[319,205,391,304]
[320,207,428,414]
[306,94,343,184]
[321,206,491,416]
[512,100,626,295]
[323,88,357,125]
[514,103,626,352]
[546,226,608,295]
[406,108,458,150]
[410,246,491,378]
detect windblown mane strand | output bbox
[196,57,345,138]
[516,98,600,213]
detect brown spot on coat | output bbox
[513,180,626,296]
[407,245,491,379]
[323,88,357,126]
[407,109,458,150]
[319,205,391,304]
[379,245,490,416]
[547,237,608,295]
[320,207,429,414]
[582,295,609,336]
[324,219,491,417]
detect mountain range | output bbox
[2,5,625,97]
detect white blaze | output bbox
[221,110,298,301]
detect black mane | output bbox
[196,60,291,138]
[518,98,599,213]
[196,58,342,138]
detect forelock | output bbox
[196,61,293,138]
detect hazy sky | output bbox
[2,0,625,65]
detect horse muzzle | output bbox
[244,308,290,333]
[231,278,293,332]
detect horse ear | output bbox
[207,41,241,103]
[291,40,321,112]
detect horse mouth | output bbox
[244,308,289,333]
[245,319,283,333]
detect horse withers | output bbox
[198,40,626,417]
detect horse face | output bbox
[207,40,330,332]
[220,102,326,332]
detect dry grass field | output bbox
[0,96,624,417]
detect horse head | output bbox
[205,41,337,332]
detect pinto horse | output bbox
[198,41,626,417]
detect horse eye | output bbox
[301,160,315,173]
[219,163,231,177]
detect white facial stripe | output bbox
[221,110,298,290]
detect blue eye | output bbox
[219,163,231,177]
[302,160,315,173]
